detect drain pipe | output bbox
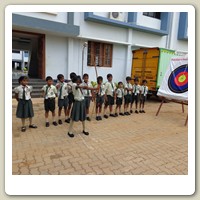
[165,13,174,49]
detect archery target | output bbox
[157,55,188,101]
[168,64,188,93]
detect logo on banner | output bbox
[168,64,188,93]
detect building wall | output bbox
[74,13,129,44]
[136,12,161,30]
[45,35,68,79]
[12,12,188,82]
[168,12,188,52]
[15,12,68,24]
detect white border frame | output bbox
[5,5,195,195]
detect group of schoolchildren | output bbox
[14,72,148,137]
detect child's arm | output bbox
[54,87,58,97]
[41,86,46,98]
[15,93,19,102]
[75,85,87,90]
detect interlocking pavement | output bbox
[12,98,188,175]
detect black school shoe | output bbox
[119,113,124,116]
[82,130,89,136]
[96,116,100,121]
[110,114,116,117]
[139,110,143,113]
[65,118,70,123]
[104,114,108,119]
[99,116,102,120]
[142,110,146,113]
[86,117,91,121]
[58,119,62,124]
[68,132,74,138]
[127,112,130,115]
[135,110,139,114]
[115,113,118,117]
[45,122,50,127]
[130,110,133,114]
[53,121,58,126]
[21,126,26,132]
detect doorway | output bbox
[12,30,45,79]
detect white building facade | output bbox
[12,12,188,82]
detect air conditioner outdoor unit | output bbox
[109,12,124,21]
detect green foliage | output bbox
[91,81,97,87]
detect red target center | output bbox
[174,72,188,86]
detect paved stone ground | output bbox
[12,98,188,175]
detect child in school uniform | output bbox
[56,74,68,124]
[130,77,140,114]
[42,76,58,127]
[124,76,133,115]
[14,76,37,132]
[66,72,77,123]
[103,73,116,118]
[95,76,105,121]
[67,75,89,138]
[139,80,148,113]
[81,73,93,121]
[115,82,124,116]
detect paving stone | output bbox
[12,99,188,175]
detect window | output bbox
[24,51,29,57]
[143,12,161,19]
[87,41,113,67]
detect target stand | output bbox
[156,96,188,126]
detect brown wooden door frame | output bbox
[38,35,45,80]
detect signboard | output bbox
[157,55,188,101]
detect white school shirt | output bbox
[124,82,133,95]
[132,84,140,95]
[81,81,92,97]
[72,83,85,101]
[67,80,73,93]
[56,81,68,99]
[140,85,148,96]
[105,81,116,96]
[116,88,124,98]
[42,85,57,99]
[14,85,32,100]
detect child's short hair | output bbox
[70,72,76,79]
[72,75,82,83]
[83,73,89,79]
[107,73,112,79]
[118,81,123,86]
[97,76,103,84]
[126,76,131,81]
[57,74,64,80]
[134,77,139,82]
[18,76,28,84]
[46,76,53,81]
[142,79,147,83]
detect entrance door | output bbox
[12,30,45,80]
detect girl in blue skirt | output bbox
[67,75,89,138]
[14,76,37,132]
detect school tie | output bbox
[22,86,26,100]
[134,85,136,95]
[144,86,146,95]
[128,84,130,95]
[87,83,89,96]
[121,88,123,97]
[45,86,49,97]
[59,84,63,99]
